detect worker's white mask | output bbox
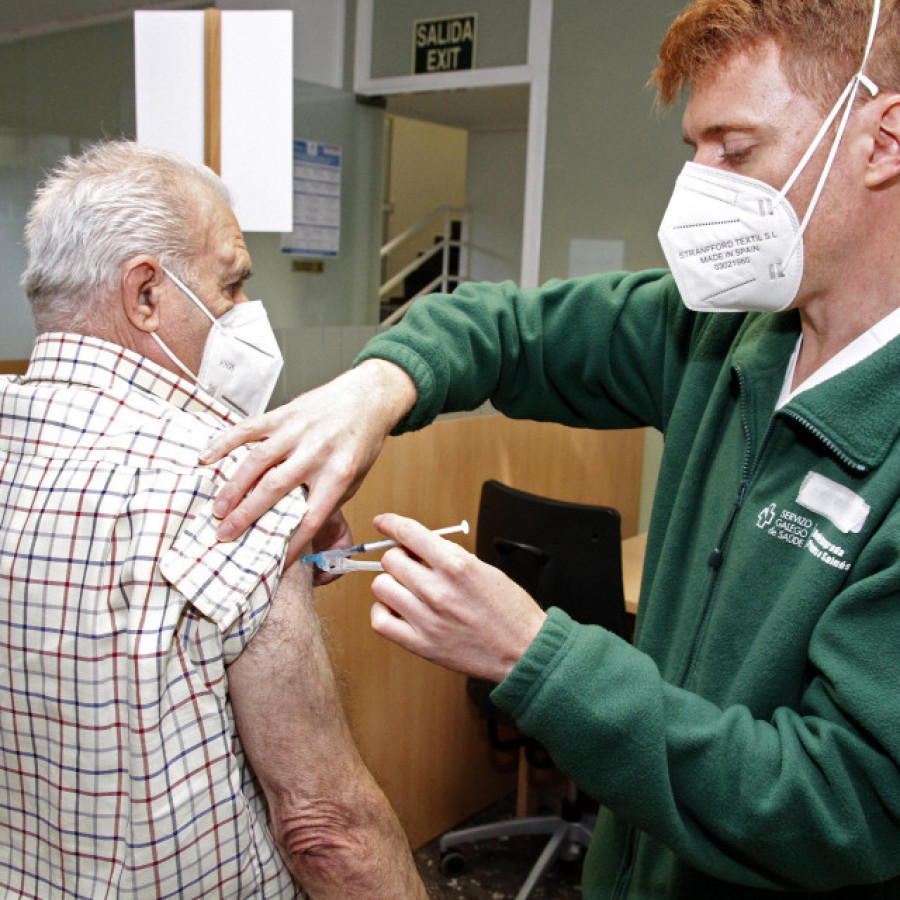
[658,7,880,314]
[151,267,284,418]
[658,161,805,313]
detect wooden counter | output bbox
[622,531,647,616]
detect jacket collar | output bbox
[731,312,900,472]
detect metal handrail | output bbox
[380,240,446,300]
[379,205,469,327]
[380,205,466,259]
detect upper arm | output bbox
[227,561,361,806]
[226,560,430,900]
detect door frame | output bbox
[354,0,552,289]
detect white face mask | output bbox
[152,267,284,418]
[658,0,881,313]
[658,161,805,313]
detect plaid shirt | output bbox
[0,334,307,899]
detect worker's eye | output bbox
[720,142,753,165]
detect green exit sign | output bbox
[413,14,477,74]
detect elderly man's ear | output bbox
[865,98,900,189]
[121,256,165,334]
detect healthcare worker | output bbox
[203,0,900,896]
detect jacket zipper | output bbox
[779,408,868,473]
[683,367,871,688]
[706,480,748,570]
[681,365,773,685]
[614,369,763,896]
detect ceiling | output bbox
[0,0,195,44]
[386,84,529,133]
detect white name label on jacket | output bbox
[797,472,870,534]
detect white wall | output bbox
[541,1,686,278]
[465,128,526,285]
[0,134,71,358]
[0,1,684,525]
[538,1,686,529]
[0,17,140,360]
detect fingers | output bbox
[213,465,292,540]
[370,597,421,650]
[370,573,462,671]
[201,364,411,543]
[370,563,428,621]
[209,410,353,543]
[200,409,280,465]
[214,462,353,546]
[309,510,354,586]
[214,452,309,542]
[368,520,547,683]
[368,539,495,678]
[372,513,458,567]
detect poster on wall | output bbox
[281,140,342,258]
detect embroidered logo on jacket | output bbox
[757,504,812,549]
[806,527,852,572]
[755,501,853,572]
[757,503,776,529]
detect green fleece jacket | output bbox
[356,271,900,899]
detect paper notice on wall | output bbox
[281,140,342,258]
[135,9,294,233]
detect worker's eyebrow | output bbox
[683,120,762,148]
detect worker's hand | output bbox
[369,513,547,683]
[200,360,418,546]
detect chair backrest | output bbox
[475,479,628,639]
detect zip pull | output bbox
[708,482,748,570]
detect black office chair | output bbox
[439,479,628,899]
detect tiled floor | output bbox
[413,793,585,899]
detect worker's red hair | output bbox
[651,0,900,111]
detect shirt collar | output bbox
[777,305,900,410]
[23,333,242,426]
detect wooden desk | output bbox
[622,531,647,616]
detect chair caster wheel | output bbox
[440,849,468,878]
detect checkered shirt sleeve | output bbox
[0,334,307,899]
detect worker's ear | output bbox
[121,255,165,333]
[865,96,900,188]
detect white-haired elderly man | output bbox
[0,140,426,900]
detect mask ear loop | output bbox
[152,266,217,383]
[150,331,200,383]
[778,0,882,269]
[161,266,216,324]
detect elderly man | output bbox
[202,0,900,897]
[0,141,425,899]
